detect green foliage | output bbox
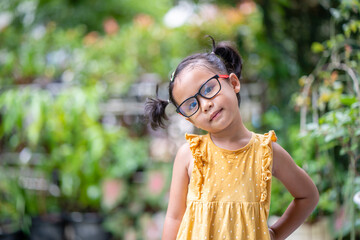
[294,0,360,238]
[0,84,150,216]
[0,168,25,227]
[0,0,172,32]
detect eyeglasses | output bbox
[176,74,229,117]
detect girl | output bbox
[145,37,319,240]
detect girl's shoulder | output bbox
[185,133,206,142]
[173,140,194,172]
[253,130,277,145]
[185,133,209,152]
[254,130,277,139]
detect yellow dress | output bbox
[176,131,277,240]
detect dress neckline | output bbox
[207,132,255,154]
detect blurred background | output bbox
[0,0,359,239]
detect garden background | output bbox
[0,0,359,239]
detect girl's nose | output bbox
[199,97,213,113]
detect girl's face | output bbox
[172,66,241,133]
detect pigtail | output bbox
[144,97,169,130]
[213,41,243,79]
[206,36,243,106]
[207,35,216,51]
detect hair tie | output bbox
[170,71,175,82]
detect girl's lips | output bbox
[210,109,223,121]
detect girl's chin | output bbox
[209,118,238,133]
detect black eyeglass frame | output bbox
[175,74,229,118]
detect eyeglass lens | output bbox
[179,77,221,117]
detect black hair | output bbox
[145,36,243,130]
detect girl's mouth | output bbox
[210,108,223,121]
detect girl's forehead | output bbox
[175,66,216,87]
[172,67,217,104]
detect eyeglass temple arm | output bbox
[218,74,229,79]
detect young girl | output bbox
[145,38,319,240]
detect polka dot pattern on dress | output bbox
[176,131,277,240]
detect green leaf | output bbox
[326,39,336,49]
[340,147,348,155]
[340,95,357,106]
[311,42,325,53]
[27,92,43,147]
[351,102,360,109]
[344,25,351,38]
[87,185,101,200]
[350,20,358,33]
[339,112,352,125]
[329,8,341,20]
[355,128,360,136]
[324,127,346,142]
[350,143,358,152]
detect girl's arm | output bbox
[269,142,319,240]
[162,143,192,240]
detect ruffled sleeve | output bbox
[260,130,277,202]
[185,134,207,200]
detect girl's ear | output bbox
[229,73,241,93]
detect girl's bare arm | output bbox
[162,143,192,239]
[270,142,319,240]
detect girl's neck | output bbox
[209,113,252,150]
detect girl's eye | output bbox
[203,85,214,95]
[201,79,218,96]
[203,85,214,96]
[188,100,198,110]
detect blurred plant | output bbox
[0,0,172,33]
[0,0,278,92]
[142,165,171,210]
[0,84,149,215]
[0,166,27,235]
[139,212,165,240]
[294,1,360,238]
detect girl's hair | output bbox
[145,36,243,130]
